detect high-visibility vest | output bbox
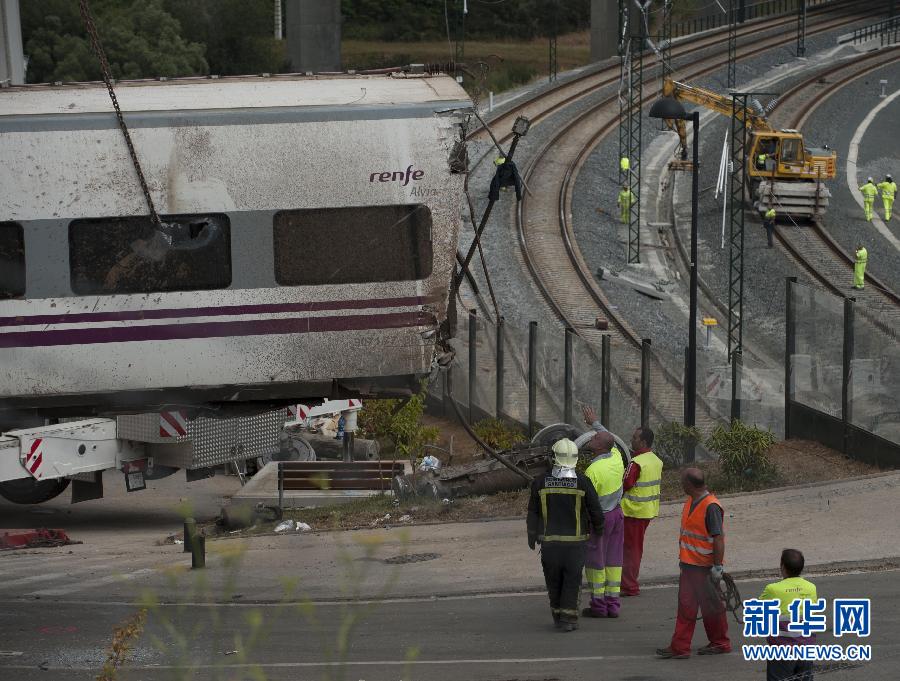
[758,154,767,165]
[618,189,635,208]
[856,247,868,265]
[620,157,630,171]
[877,181,896,199]
[765,208,776,221]
[678,493,723,567]
[760,577,817,640]
[584,448,625,512]
[860,183,877,199]
[621,451,663,519]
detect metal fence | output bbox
[786,278,900,466]
[839,15,900,44]
[671,0,832,39]
[426,312,646,440]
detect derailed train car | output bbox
[0,73,471,424]
[0,73,471,503]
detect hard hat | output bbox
[868,177,873,183]
[551,438,579,468]
[494,157,506,166]
[888,174,893,181]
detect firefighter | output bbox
[859,177,878,221]
[853,243,868,290]
[759,549,818,681]
[877,174,895,220]
[657,468,731,659]
[582,430,625,618]
[582,406,662,597]
[763,207,776,248]
[618,185,636,224]
[527,438,604,632]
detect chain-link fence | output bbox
[786,279,900,466]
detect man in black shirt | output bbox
[527,438,604,631]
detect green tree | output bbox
[22,0,207,83]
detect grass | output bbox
[342,31,591,97]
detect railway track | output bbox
[452,1,890,432]
[510,6,886,427]
[769,48,900,333]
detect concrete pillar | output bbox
[591,0,618,61]
[0,0,25,85]
[284,0,341,73]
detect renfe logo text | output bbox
[369,165,425,186]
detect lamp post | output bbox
[649,97,700,462]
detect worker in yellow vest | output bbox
[618,185,636,224]
[853,243,868,290]
[582,405,662,597]
[759,549,818,681]
[859,177,878,221]
[657,468,731,659]
[877,174,895,220]
[582,430,626,618]
[763,207,776,248]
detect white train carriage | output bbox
[0,74,471,425]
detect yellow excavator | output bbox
[660,78,836,219]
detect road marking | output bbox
[25,568,154,598]
[0,573,68,590]
[846,87,900,250]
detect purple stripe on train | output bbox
[0,295,429,328]
[0,311,434,349]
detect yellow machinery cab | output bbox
[748,130,836,181]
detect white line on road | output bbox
[846,87,900,250]
[25,567,155,597]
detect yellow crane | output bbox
[660,77,835,219]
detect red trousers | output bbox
[669,567,731,655]
[622,516,650,595]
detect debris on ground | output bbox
[398,514,412,522]
[274,520,294,533]
[0,529,81,551]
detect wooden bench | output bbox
[277,460,407,508]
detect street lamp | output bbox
[649,96,700,462]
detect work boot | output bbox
[581,607,606,618]
[697,644,731,655]
[656,647,689,659]
[560,621,578,632]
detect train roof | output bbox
[0,73,470,117]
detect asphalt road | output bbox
[0,569,896,681]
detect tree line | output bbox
[21,0,591,83]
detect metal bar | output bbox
[496,317,505,418]
[640,339,651,430]
[627,33,643,264]
[731,349,743,421]
[785,277,797,438]
[728,0,738,88]
[685,112,700,458]
[662,0,673,77]
[564,327,574,425]
[797,0,807,57]
[601,335,611,427]
[278,463,284,509]
[728,94,747,358]
[528,321,538,437]
[468,309,477,423]
[842,296,855,454]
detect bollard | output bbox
[191,534,206,569]
[183,518,196,553]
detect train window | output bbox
[0,222,26,299]
[274,205,433,285]
[69,214,231,295]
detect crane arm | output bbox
[660,78,775,158]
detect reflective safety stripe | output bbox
[591,452,613,462]
[633,479,661,487]
[680,540,713,555]
[624,493,660,502]
[559,608,579,616]
[597,487,623,510]
[681,528,713,542]
[543,534,589,542]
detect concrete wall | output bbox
[0,0,25,85]
[591,0,619,61]
[284,0,341,73]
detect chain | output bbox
[78,0,161,226]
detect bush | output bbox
[705,420,778,490]
[654,422,704,467]
[357,387,439,461]
[472,418,527,451]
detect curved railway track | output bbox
[770,48,900,332]
[508,6,887,424]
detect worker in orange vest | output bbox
[657,468,731,659]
